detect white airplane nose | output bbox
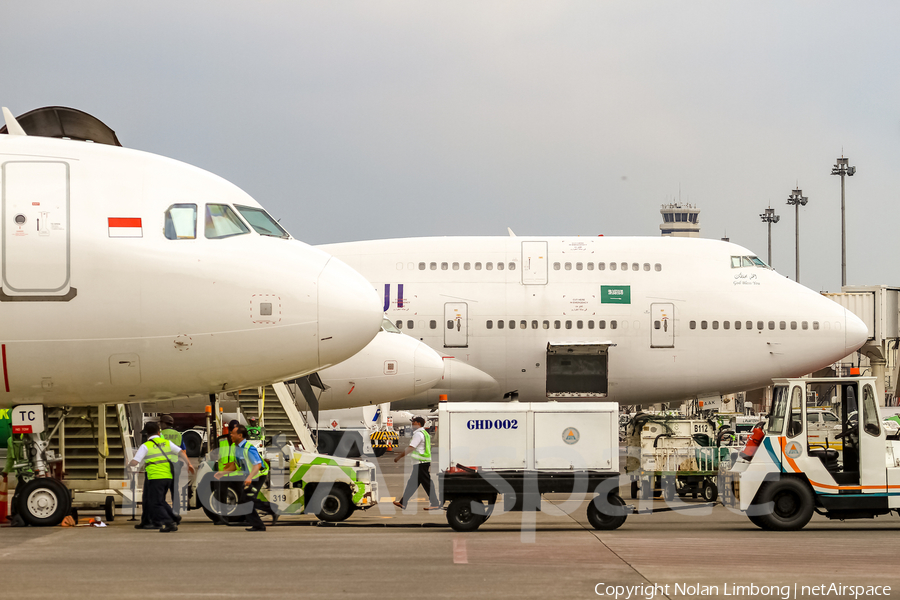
[413,343,445,395]
[844,308,869,351]
[317,258,383,368]
[440,358,501,402]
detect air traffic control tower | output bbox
[660,202,700,237]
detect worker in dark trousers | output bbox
[393,416,441,510]
[159,415,185,516]
[214,424,274,531]
[129,422,194,532]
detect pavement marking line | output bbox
[453,537,468,564]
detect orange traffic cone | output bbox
[0,477,8,525]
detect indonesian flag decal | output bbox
[108,217,142,238]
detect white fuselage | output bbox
[319,236,869,406]
[0,134,383,407]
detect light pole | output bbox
[786,188,808,283]
[759,207,780,266]
[831,156,856,287]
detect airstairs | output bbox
[235,382,316,451]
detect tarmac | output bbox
[3,446,900,600]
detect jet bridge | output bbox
[546,342,613,398]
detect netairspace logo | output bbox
[593,582,892,599]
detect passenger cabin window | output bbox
[418,262,426,270]
[164,204,197,240]
[497,319,504,330]
[701,321,707,330]
[620,262,627,271]
[441,262,448,270]
[407,320,414,329]
[689,321,697,330]
[632,263,639,271]
[554,320,561,329]
[565,320,572,329]
[542,320,549,329]
[768,321,775,330]
[497,262,504,271]
[598,262,606,271]
[598,320,606,329]
[508,320,515,329]
[610,262,617,271]
[234,205,290,238]
[553,262,561,270]
[802,321,808,330]
[654,263,662,272]
[520,320,526,329]
[588,320,594,329]
[791,321,797,330]
[486,263,493,270]
[565,262,572,270]
[643,263,650,271]
[712,321,719,330]
[430,262,437,270]
[723,321,730,330]
[395,320,403,329]
[780,321,786,330]
[509,262,516,270]
[464,262,471,270]
[734,321,741,330]
[531,320,538,329]
[577,320,583,329]
[430,320,437,329]
[452,262,459,270]
[205,204,249,239]
[475,262,482,270]
[587,262,594,271]
[746,321,752,330]
[610,320,618,329]
[576,262,583,270]
[813,321,819,330]
[757,321,764,330]
[486,320,493,329]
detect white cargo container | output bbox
[438,402,618,472]
[437,402,625,532]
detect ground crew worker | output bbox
[214,424,275,531]
[159,415,185,516]
[393,416,441,510]
[2,433,30,527]
[128,422,194,532]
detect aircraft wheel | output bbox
[754,479,814,531]
[587,494,627,530]
[18,478,72,527]
[630,480,638,499]
[447,496,487,532]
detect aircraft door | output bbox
[650,303,674,348]
[444,302,468,348]
[2,161,72,299]
[521,241,548,285]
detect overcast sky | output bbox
[3,1,898,293]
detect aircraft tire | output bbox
[17,478,72,527]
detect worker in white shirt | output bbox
[393,416,441,510]
[129,421,195,532]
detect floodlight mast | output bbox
[831,156,856,287]
[786,188,808,283]
[759,207,780,267]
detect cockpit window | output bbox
[164,204,197,240]
[732,255,770,268]
[381,318,401,333]
[235,205,290,238]
[205,204,250,239]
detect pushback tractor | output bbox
[724,377,900,531]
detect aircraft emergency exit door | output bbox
[2,161,72,299]
[521,241,548,285]
[444,302,468,348]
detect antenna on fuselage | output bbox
[507,227,516,237]
[1,107,27,136]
